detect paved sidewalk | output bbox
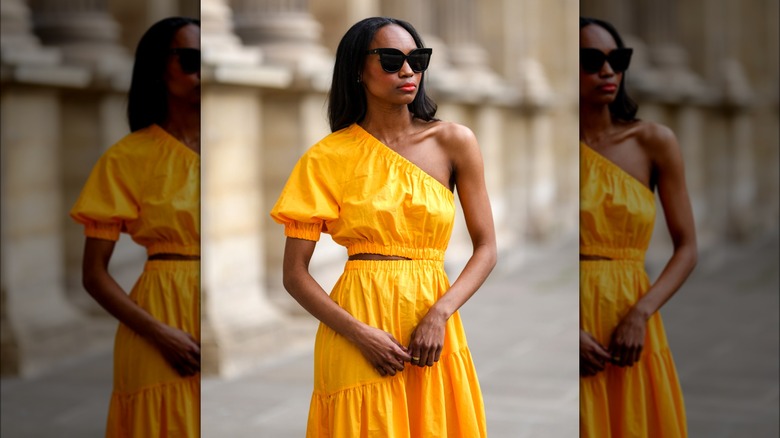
[201,237,581,438]
[2,234,778,437]
[662,233,780,437]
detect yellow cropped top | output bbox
[270,124,455,261]
[70,124,200,256]
[580,141,655,261]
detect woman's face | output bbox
[579,24,622,106]
[362,24,422,107]
[165,24,200,107]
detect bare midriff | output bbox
[348,253,412,261]
[148,253,201,261]
[579,254,613,261]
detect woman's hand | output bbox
[354,325,411,377]
[608,308,647,367]
[151,324,201,377]
[82,237,200,377]
[408,310,446,367]
[580,329,611,377]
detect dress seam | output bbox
[313,344,472,398]
[112,375,199,397]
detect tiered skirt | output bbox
[580,259,686,438]
[307,259,486,437]
[105,260,200,437]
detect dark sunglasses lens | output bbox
[608,49,631,72]
[407,52,431,72]
[580,49,605,73]
[379,51,405,72]
[177,50,200,73]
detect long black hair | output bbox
[580,17,638,122]
[127,16,200,132]
[328,17,438,132]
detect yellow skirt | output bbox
[307,259,486,437]
[580,259,686,438]
[105,260,200,438]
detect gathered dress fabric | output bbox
[579,142,686,438]
[70,124,200,437]
[270,124,486,437]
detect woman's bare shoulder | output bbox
[424,120,478,153]
[632,120,680,161]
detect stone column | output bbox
[310,0,380,52]
[580,0,634,35]
[202,0,262,66]
[260,90,335,316]
[380,0,441,59]
[201,0,301,376]
[29,0,132,82]
[28,0,139,316]
[202,84,290,377]
[1,0,59,66]
[1,0,116,378]
[231,0,332,87]
[719,60,756,240]
[430,0,507,101]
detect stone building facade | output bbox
[1,0,579,378]
[2,0,775,379]
[580,0,780,270]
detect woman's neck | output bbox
[160,103,200,153]
[359,103,415,145]
[579,103,614,147]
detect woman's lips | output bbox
[399,84,417,91]
[598,84,617,92]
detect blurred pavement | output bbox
[2,233,778,437]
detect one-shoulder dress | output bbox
[579,141,687,437]
[270,124,486,437]
[70,124,200,437]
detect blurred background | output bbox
[582,0,779,436]
[3,0,777,437]
[2,0,581,437]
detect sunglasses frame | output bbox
[580,48,633,74]
[366,48,433,73]
[169,48,200,74]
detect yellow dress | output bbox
[70,124,200,437]
[580,142,687,437]
[270,124,487,437]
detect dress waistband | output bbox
[147,243,200,257]
[579,245,645,262]
[148,253,200,261]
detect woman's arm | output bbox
[408,124,498,367]
[609,125,698,367]
[82,237,200,376]
[282,237,411,376]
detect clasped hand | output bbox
[152,324,201,377]
[356,311,446,377]
[580,308,647,377]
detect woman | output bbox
[70,17,200,437]
[579,17,698,437]
[270,17,496,437]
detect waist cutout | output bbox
[346,242,444,261]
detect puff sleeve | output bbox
[270,145,341,241]
[69,147,141,241]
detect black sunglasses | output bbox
[366,48,432,73]
[580,48,633,74]
[170,48,200,74]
